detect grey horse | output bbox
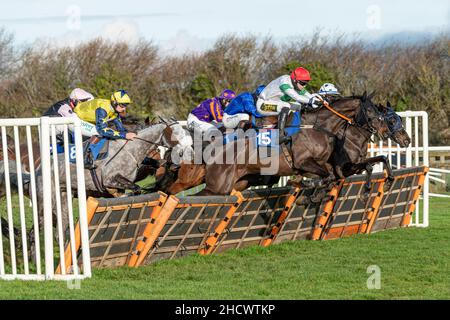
[29,119,193,253]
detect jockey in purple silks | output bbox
[187,89,236,135]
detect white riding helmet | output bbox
[69,88,94,102]
[319,83,340,95]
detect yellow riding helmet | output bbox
[111,90,132,105]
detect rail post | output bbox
[40,117,54,279]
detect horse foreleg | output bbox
[352,156,394,192]
[379,155,394,190]
[105,188,125,198]
[1,216,20,241]
[107,175,141,195]
[362,164,373,201]
[166,164,205,195]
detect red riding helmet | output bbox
[290,67,312,82]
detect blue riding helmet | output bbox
[253,85,266,97]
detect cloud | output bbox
[100,19,140,43]
[159,29,214,56]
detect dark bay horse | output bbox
[155,94,392,196]
[329,102,410,192]
[198,94,391,195]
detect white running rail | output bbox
[0,117,91,280]
[368,111,429,227]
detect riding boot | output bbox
[83,142,96,170]
[278,107,291,145]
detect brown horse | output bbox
[160,116,279,195]
[156,94,389,196]
[200,94,392,195]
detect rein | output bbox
[103,125,174,169]
[307,96,379,143]
[134,136,168,149]
[103,140,129,167]
[321,100,354,125]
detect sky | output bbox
[0,0,449,54]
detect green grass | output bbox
[0,198,449,300]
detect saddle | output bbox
[83,136,109,162]
[50,136,109,163]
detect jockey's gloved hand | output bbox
[308,97,323,110]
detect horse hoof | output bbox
[360,191,370,203]
[295,195,310,207]
[309,189,327,204]
[384,179,394,192]
[287,179,302,188]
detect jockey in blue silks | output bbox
[222,85,266,129]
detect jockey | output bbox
[74,90,137,168]
[318,83,340,96]
[43,88,98,137]
[187,89,236,135]
[222,85,266,129]
[74,89,137,141]
[256,67,323,143]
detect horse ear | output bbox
[387,101,392,109]
[144,116,150,126]
[158,115,165,124]
[170,116,178,124]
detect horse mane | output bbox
[325,93,376,111]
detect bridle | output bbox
[311,96,385,143]
[353,98,384,139]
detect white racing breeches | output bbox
[222,113,250,129]
[256,98,292,116]
[53,118,98,138]
[187,113,219,134]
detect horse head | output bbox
[378,102,411,148]
[353,92,391,141]
[158,117,194,164]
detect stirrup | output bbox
[84,162,97,170]
[278,135,291,145]
[84,153,96,170]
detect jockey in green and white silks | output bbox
[256,67,322,116]
[256,67,323,143]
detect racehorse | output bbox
[158,117,279,195]
[192,93,402,195]
[329,102,410,187]
[27,118,192,256]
